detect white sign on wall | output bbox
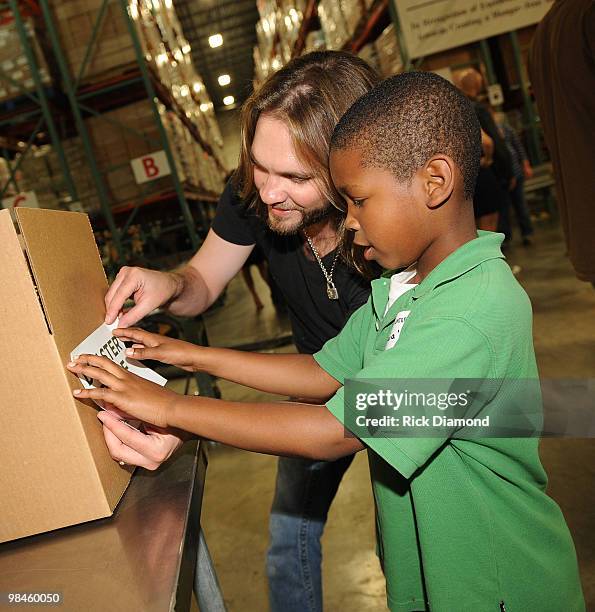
[130,150,171,184]
[1,190,39,210]
[395,0,554,60]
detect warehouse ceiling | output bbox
[176,0,259,111]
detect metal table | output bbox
[0,440,213,612]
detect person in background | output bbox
[529,0,595,285]
[101,51,379,612]
[241,242,282,312]
[456,68,515,242]
[494,111,534,245]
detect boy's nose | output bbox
[345,205,361,232]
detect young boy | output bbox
[68,72,584,611]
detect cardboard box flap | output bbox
[0,209,112,541]
[15,208,107,359]
[14,208,132,513]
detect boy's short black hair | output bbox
[331,71,481,199]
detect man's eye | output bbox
[291,176,310,184]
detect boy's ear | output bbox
[423,156,455,209]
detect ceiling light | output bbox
[223,95,235,106]
[218,74,231,86]
[208,34,223,48]
[193,82,203,93]
[199,103,210,112]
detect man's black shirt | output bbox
[211,181,371,354]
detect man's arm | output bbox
[165,230,254,316]
[105,230,253,327]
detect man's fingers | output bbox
[100,418,159,470]
[99,412,165,469]
[118,305,153,328]
[104,269,137,325]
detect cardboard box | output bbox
[0,208,132,543]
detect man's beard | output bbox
[266,201,333,235]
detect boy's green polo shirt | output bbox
[314,232,584,612]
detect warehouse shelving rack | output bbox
[291,0,543,168]
[0,0,225,263]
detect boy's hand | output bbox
[113,327,202,372]
[67,355,179,427]
[97,411,188,470]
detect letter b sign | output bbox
[131,150,171,184]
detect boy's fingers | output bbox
[72,386,116,404]
[67,363,121,389]
[70,354,126,378]
[125,346,158,360]
[113,327,160,347]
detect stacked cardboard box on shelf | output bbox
[339,0,364,39]
[375,24,402,76]
[253,0,366,78]
[253,0,307,85]
[0,19,51,103]
[47,0,226,196]
[131,0,225,167]
[16,139,97,211]
[317,0,364,51]
[50,0,137,82]
[357,42,381,75]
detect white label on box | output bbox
[1,191,39,210]
[130,150,171,184]
[70,320,167,397]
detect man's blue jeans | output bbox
[267,454,355,612]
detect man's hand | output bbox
[97,410,188,470]
[104,266,184,327]
[67,354,180,427]
[113,327,203,372]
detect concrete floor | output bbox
[192,219,595,611]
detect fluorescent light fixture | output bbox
[223,95,235,106]
[209,34,223,48]
[218,74,231,86]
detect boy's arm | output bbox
[113,328,340,401]
[67,356,363,460]
[104,397,364,461]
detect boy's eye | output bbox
[291,176,311,184]
[352,198,366,207]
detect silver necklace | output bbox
[303,231,340,300]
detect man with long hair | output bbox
[102,51,379,611]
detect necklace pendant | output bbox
[327,281,339,300]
